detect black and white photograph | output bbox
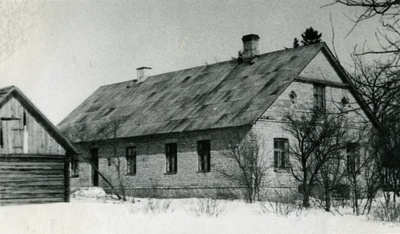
[1,0,400,233]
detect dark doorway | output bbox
[91,148,99,186]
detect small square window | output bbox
[197,140,211,172]
[126,147,137,175]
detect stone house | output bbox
[58,34,379,198]
[0,86,76,205]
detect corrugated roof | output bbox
[58,43,326,140]
[0,86,77,154]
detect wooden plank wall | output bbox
[0,96,66,155]
[0,154,69,206]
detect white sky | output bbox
[0,0,381,124]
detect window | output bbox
[165,143,177,174]
[70,159,79,177]
[341,97,349,111]
[0,120,3,148]
[198,140,211,172]
[347,143,360,174]
[23,111,27,127]
[289,91,297,104]
[314,84,325,110]
[126,147,137,175]
[91,148,99,186]
[274,138,289,169]
[22,111,28,154]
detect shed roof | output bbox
[58,43,376,141]
[0,86,77,154]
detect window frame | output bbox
[197,140,211,172]
[126,147,137,176]
[289,91,297,104]
[347,143,360,174]
[0,120,3,148]
[165,143,177,174]
[314,84,326,111]
[341,97,349,111]
[274,138,289,170]
[70,159,79,177]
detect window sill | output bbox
[197,170,210,173]
[164,172,177,175]
[125,173,136,176]
[274,168,290,173]
[70,175,79,178]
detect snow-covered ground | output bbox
[1,188,399,234]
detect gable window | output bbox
[126,147,137,175]
[274,138,289,169]
[165,143,177,174]
[198,140,211,172]
[314,84,325,110]
[341,97,349,111]
[347,143,360,174]
[71,159,79,177]
[23,111,27,126]
[289,91,297,104]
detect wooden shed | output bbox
[0,86,76,205]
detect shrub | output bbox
[143,199,174,214]
[191,198,226,217]
[260,190,306,216]
[372,199,400,222]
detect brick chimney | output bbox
[242,34,260,60]
[136,67,152,82]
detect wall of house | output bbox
[70,126,253,198]
[253,59,372,198]
[0,96,65,155]
[298,51,342,82]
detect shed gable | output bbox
[0,96,66,155]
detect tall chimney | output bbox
[136,67,152,82]
[241,34,260,60]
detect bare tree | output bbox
[95,118,129,201]
[332,0,400,56]
[350,55,400,208]
[330,0,400,213]
[220,132,270,203]
[283,110,350,208]
[61,118,129,201]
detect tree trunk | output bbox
[303,182,310,207]
[97,168,122,200]
[86,159,122,200]
[324,187,331,212]
[116,159,126,201]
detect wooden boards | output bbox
[0,154,69,206]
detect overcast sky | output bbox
[0,0,381,125]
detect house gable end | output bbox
[298,51,344,83]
